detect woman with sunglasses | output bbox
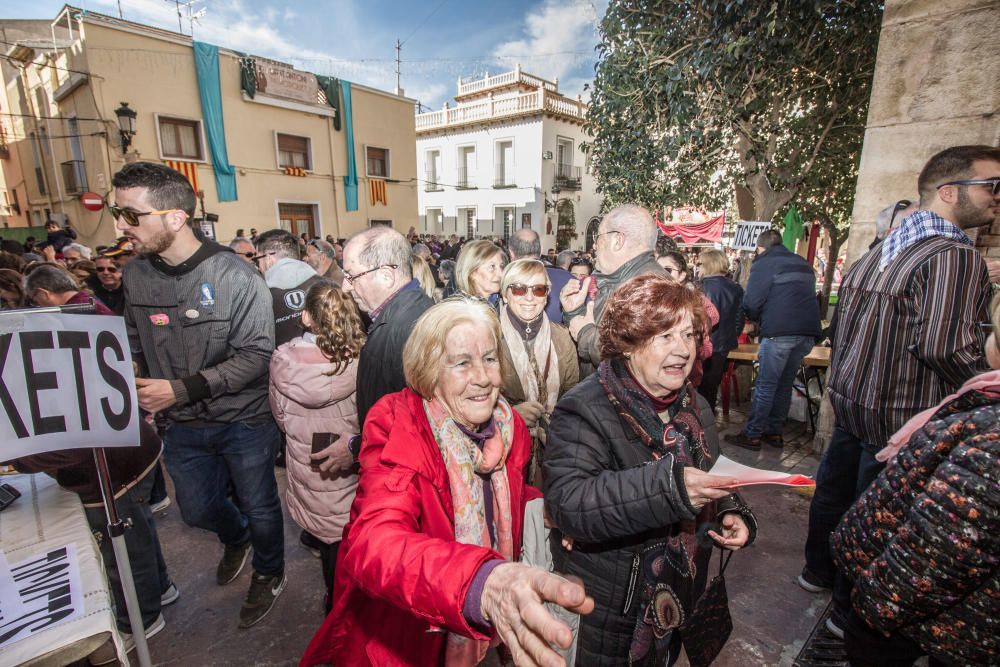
[499,259,579,486]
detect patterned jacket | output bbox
[831,389,1000,665]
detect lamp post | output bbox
[114,102,137,154]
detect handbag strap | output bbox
[717,548,733,578]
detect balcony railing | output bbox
[416,89,586,132]
[456,166,475,190]
[424,169,443,192]
[457,68,558,97]
[61,159,87,194]
[494,165,515,188]
[554,163,582,190]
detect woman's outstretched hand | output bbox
[682,467,738,510]
[480,563,594,667]
[708,512,750,550]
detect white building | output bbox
[415,66,601,251]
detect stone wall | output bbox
[845,0,1000,266]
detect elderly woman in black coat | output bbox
[544,274,757,666]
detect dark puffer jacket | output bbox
[543,374,756,665]
[831,390,1000,666]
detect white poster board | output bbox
[0,312,139,460]
[731,221,773,251]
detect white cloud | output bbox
[492,0,602,96]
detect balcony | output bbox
[416,89,586,133]
[457,68,558,98]
[554,163,582,191]
[494,165,515,189]
[61,159,87,194]
[456,166,475,190]
[424,169,444,192]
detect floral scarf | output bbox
[598,357,717,666]
[423,396,516,666]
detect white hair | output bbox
[64,242,92,259]
[602,205,658,250]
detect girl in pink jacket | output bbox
[268,281,364,612]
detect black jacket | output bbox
[356,283,434,429]
[543,375,756,665]
[700,275,745,353]
[742,244,821,338]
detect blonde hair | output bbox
[403,297,502,399]
[455,240,504,297]
[411,255,437,300]
[304,280,366,375]
[699,249,730,277]
[500,258,549,296]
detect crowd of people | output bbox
[0,143,997,666]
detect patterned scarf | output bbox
[597,357,718,666]
[423,396,516,666]
[499,306,561,423]
[879,210,973,272]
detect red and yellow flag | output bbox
[369,179,387,206]
[165,160,200,194]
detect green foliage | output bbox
[556,200,578,250]
[586,0,882,225]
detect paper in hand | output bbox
[708,455,815,488]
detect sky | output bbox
[6,0,608,109]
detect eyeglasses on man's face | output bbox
[507,283,550,298]
[936,178,1000,196]
[107,202,184,227]
[343,264,397,285]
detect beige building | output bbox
[0,6,418,246]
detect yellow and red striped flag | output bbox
[369,179,387,206]
[165,160,200,194]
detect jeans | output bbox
[744,335,814,437]
[804,425,883,613]
[85,468,171,633]
[162,420,284,576]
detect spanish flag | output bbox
[165,160,200,194]
[369,179,387,206]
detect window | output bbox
[494,140,514,188]
[369,219,392,227]
[277,133,311,169]
[425,149,442,191]
[366,146,389,178]
[157,116,204,160]
[457,146,476,189]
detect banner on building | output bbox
[732,221,773,251]
[0,312,139,460]
[369,179,387,206]
[165,160,200,194]
[254,58,322,105]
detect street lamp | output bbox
[114,102,137,154]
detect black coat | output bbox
[543,374,755,665]
[356,285,434,429]
[700,275,745,353]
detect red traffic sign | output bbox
[80,191,104,212]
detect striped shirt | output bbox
[827,235,991,449]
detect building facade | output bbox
[416,66,600,251]
[0,7,418,245]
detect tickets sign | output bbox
[731,221,773,251]
[0,313,139,460]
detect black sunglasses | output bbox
[936,178,1000,196]
[95,266,119,273]
[106,202,183,226]
[508,283,550,298]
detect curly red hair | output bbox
[599,274,706,360]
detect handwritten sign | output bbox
[0,545,84,648]
[731,221,772,251]
[0,313,139,459]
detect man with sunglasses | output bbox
[85,254,127,315]
[802,144,1000,649]
[112,162,285,630]
[229,237,256,264]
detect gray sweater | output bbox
[123,242,275,425]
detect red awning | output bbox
[656,211,725,244]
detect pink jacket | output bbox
[269,336,359,543]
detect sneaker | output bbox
[797,567,833,593]
[724,431,762,451]
[825,616,844,639]
[217,541,252,586]
[762,433,784,448]
[160,582,180,606]
[299,530,322,559]
[89,614,166,665]
[150,496,171,513]
[238,571,287,629]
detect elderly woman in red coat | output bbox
[301,297,593,667]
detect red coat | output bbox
[300,388,538,667]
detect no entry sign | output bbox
[0,312,139,459]
[79,192,104,212]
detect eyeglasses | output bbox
[508,283,550,298]
[344,264,397,284]
[594,230,622,243]
[107,203,184,226]
[936,178,1000,196]
[95,266,119,273]
[251,252,275,265]
[889,199,913,226]
[240,251,255,259]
